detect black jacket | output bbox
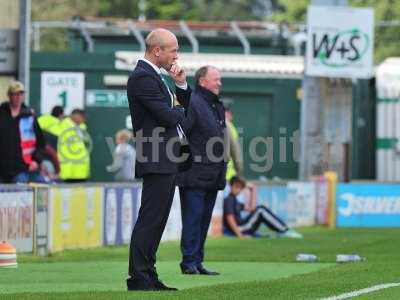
[177,85,227,190]
[127,60,191,178]
[0,102,46,179]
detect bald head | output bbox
[145,28,177,53]
[144,28,179,70]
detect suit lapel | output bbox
[136,60,172,106]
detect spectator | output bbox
[106,129,136,182]
[41,144,61,182]
[0,81,46,183]
[38,105,64,149]
[38,106,65,182]
[225,106,243,181]
[58,109,90,183]
[223,176,303,239]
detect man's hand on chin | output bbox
[168,63,186,86]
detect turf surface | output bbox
[0,261,332,293]
[1,227,400,299]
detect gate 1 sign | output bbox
[41,72,85,114]
[306,6,374,79]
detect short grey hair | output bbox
[194,65,212,86]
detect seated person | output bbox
[223,176,302,239]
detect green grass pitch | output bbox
[1,227,400,299]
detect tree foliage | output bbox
[32,0,281,21]
[273,0,400,62]
[32,0,102,21]
[31,0,400,61]
[351,0,400,62]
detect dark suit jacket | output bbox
[127,60,191,178]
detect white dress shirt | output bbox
[139,58,188,93]
[139,58,187,139]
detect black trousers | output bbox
[128,173,176,281]
[239,205,288,235]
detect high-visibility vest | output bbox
[38,114,62,136]
[58,117,90,180]
[226,120,239,181]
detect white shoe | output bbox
[279,230,303,239]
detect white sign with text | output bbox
[41,72,85,114]
[306,6,374,78]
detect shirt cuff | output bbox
[175,82,188,90]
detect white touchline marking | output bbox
[320,283,400,300]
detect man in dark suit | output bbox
[177,66,227,276]
[126,28,191,291]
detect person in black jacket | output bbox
[177,66,227,276]
[126,28,191,291]
[0,81,46,183]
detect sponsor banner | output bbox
[48,186,103,252]
[257,183,316,227]
[306,6,374,78]
[314,176,329,225]
[162,187,182,242]
[337,184,400,227]
[103,186,140,246]
[123,186,222,242]
[34,186,50,256]
[0,187,34,252]
[209,191,224,237]
[257,185,290,224]
[287,182,317,227]
[159,188,224,241]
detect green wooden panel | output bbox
[351,79,376,179]
[221,78,301,180]
[31,52,115,70]
[86,107,131,181]
[92,39,142,53]
[224,93,273,179]
[66,30,293,55]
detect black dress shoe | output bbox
[152,279,178,291]
[180,264,200,275]
[197,266,220,275]
[127,278,155,291]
